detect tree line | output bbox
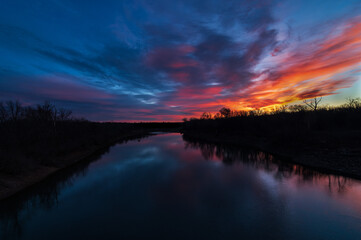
[0,100,74,124]
[0,100,182,175]
[0,100,122,174]
[191,97,361,121]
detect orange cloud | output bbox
[239,16,361,109]
[144,16,361,121]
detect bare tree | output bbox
[303,97,322,111]
[272,105,288,114]
[219,107,231,118]
[0,102,8,123]
[6,100,22,121]
[289,104,307,112]
[36,101,59,127]
[0,100,74,124]
[249,108,264,116]
[200,112,212,120]
[345,97,361,109]
[214,112,221,119]
[231,110,247,117]
[23,106,36,120]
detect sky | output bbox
[0,0,360,121]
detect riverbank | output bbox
[0,121,181,201]
[181,130,361,179]
[0,129,155,201]
[2,123,360,201]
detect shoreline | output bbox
[2,128,360,201]
[181,131,361,180]
[0,129,170,201]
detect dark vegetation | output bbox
[0,100,181,200]
[182,97,361,178]
[0,101,128,174]
[183,134,352,193]
[184,97,361,134]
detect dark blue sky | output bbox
[1,0,360,121]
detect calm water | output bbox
[1,133,361,240]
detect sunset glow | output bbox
[0,1,360,121]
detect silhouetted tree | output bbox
[0,100,74,125]
[0,102,8,123]
[303,97,322,111]
[272,105,288,114]
[249,108,264,116]
[214,113,221,119]
[200,112,212,120]
[219,107,231,118]
[6,100,22,121]
[345,97,361,109]
[289,104,307,112]
[232,110,248,117]
[57,108,72,121]
[36,101,55,122]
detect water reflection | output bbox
[183,135,355,195]
[0,134,151,240]
[0,133,360,240]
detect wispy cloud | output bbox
[0,0,360,120]
[238,16,361,108]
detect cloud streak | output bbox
[239,16,361,109]
[0,0,360,121]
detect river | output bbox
[1,133,361,239]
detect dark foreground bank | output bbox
[0,123,181,200]
[0,120,180,200]
[182,106,361,179]
[0,100,181,200]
